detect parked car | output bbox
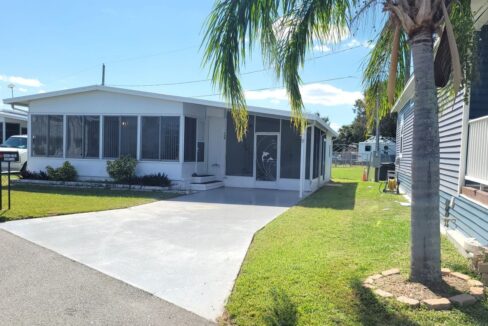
[0,135,28,172]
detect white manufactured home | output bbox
[4,85,337,195]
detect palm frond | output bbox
[277,0,354,132]
[201,0,279,140]
[362,18,409,118]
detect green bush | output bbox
[106,156,137,183]
[46,161,78,181]
[131,173,171,187]
[20,169,49,180]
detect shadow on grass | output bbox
[298,182,358,210]
[263,288,298,326]
[350,279,419,326]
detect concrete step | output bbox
[191,175,216,184]
[190,181,224,191]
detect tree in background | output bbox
[334,99,396,151]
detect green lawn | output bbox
[225,166,488,325]
[0,178,177,222]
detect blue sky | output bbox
[0,1,380,130]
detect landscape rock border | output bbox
[13,179,173,192]
[363,268,485,310]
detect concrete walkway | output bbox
[0,188,298,322]
[0,230,213,326]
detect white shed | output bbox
[358,136,396,163]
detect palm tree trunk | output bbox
[409,28,441,285]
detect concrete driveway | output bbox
[0,188,298,322]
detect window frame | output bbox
[31,114,64,158]
[140,115,180,162]
[66,115,100,159]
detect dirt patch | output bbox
[374,274,470,301]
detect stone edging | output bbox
[363,268,486,310]
[13,179,171,192]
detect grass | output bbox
[225,166,488,326]
[0,176,177,222]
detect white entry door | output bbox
[254,133,280,188]
[207,117,226,179]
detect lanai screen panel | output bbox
[226,113,255,176]
[280,120,301,179]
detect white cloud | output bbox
[330,122,341,132]
[18,87,28,93]
[313,44,331,53]
[0,74,43,88]
[346,38,375,49]
[245,83,362,107]
[38,89,47,94]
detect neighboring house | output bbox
[392,6,488,252]
[358,136,396,163]
[0,109,28,144]
[4,85,337,196]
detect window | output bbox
[141,116,180,161]
[184,117,197,162]
[31,115,63,157]
[66,116,100,158]
[21,127,28,135]
[6,123,20,139]
[120,116,137,157]
[226,113,255,176]
[365,145,371,152]
[103,116,137,158]
[280,120,301,179]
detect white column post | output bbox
[299,128,307,198]
[136,115,141,161]
[309,125,315,186]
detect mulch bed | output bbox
[374,274,469,301]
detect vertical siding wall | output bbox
[438,90,465,195]
[396,90,488,246]
[396,91,465,196]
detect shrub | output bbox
[20,169,49,180]
[46,161,78,181]
[106,156,137,183]
[130,173,171,187]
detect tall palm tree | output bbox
[202,0,474,286]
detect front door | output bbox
[255,133,279,186]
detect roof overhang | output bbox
[3,85,338,137]
[391,77,415,113]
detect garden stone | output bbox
[396,296,420,307]
[469,287,484,299]
[441,268,451,275]
[422,298,451,310]
[468,279,484,287]
[451,272,471,281]
[381,268,400,276]
[374,289,393,298]
[449,294,477,307]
